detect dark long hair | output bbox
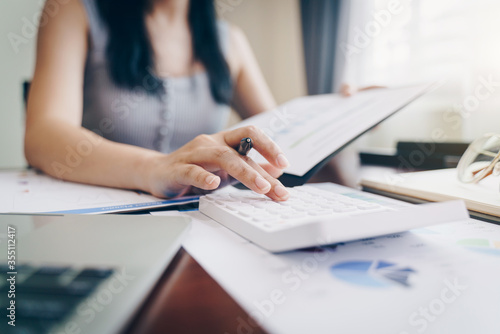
[96,0,232,104]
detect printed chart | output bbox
[330,260,417,288]
[457,238,500,256]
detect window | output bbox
[337,0,500,149]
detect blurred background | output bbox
[1,0,500,168]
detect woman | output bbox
[25,0,291,200]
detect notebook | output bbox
[361,168,500,222]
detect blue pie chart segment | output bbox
[330,260,416,288]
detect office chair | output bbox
[23,81,31,168]
[23,81,30,110]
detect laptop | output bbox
[0,213,190,334]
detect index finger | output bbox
[224,126,289,169]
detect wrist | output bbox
[133,150,164,193]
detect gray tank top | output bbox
[81,0,231,153]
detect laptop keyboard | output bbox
[0,264,114,334]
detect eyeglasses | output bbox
[457,133,500,183]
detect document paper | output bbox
[154,184,500,334]
[234,84,433,176]
[0,170,198,214]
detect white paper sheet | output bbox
[0,170,198,214]
[234,83,433,176]
[152,186,500,334]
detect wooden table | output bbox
[125,248,267,334]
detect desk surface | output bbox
[125,248,267,334]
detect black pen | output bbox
[237,138,253,156]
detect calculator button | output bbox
[357,204,380,210]
[309,210,333,216]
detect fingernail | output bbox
[206,175,219,185]
[274,184,289,199]
[255,176,271,192]
[276,153,289,168]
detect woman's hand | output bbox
[142,126,290,201]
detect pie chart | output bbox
[330,260,416,288]
[457,238,500,256]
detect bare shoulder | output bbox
[28,0,90,124]
[228,24,246,43]
[36,0,88,48]
[41,0,87,26]
[227,23,250,56]
[34,0,89,72]
[226,23,251,77]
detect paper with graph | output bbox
[159,183,500,334]
[234,83,433,176]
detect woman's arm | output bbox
[25,0,160,191]
[25,0,289,200]
[228,26,277,118]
